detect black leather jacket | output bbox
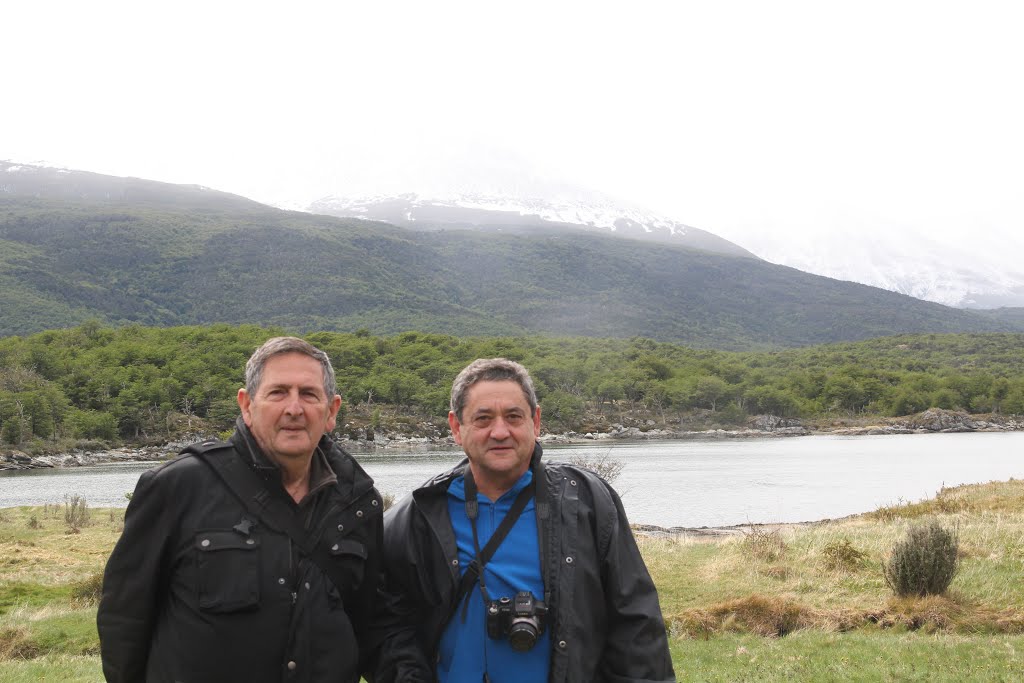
[98,423,383,683]
[371,443,674,683]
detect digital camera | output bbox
[485,591,548,652]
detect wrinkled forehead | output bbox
[464,379,533,413]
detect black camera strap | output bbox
[451,463,536,624]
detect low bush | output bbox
[63,495,90,533]
[69,572,104,605]
[565,451,626,485]
[742,527,787,562]
[883,520,959,597]
[821,538,869,571]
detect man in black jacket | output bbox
[371,358,674,683]
[98,336,383,683]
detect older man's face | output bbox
[238,352,341,466]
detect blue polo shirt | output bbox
[440,468,550,683]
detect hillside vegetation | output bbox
[2,169,1020,347]
[3,480,1024,680]
[0,324,1022,451]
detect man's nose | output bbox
[283,390,303,414]
[490,417,511,438]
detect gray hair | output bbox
[245,336,337,400]
[450,358,537,422]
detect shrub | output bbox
[883,520,959,597]
[742,527,787,562]
[63,494,91,532]
[822,537,868,571]
[565,451,625,485]
[70,571,105,604]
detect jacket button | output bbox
[371,499,379,506]
[337,524,344,532]
[278,577,286,585]
[305,582,311,590]
[565,556,574,564]
[245,538,255,545]
[570,480,577,487]
[332,544,339,551]
[287,660,297,670]
[356,510,364,517]
[558,640,567,649]
[451,559,459,566]
[200,539,210,547]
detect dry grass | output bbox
[868,479,1024,521]
[642,478,1024,640]
[0,506,122,587]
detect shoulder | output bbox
[544,462,618,504]
[140,440,233,486]
[384,462,463,530]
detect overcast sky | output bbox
[5,1,1023,272]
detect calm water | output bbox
[1,432,1021,527]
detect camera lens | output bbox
[507,619,540,652]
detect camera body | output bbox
[485,591,548,652]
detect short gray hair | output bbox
[450,358,537,422]
[245,337,337,400]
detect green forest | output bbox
[1,323,1022,450]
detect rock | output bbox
[749,414,805,431]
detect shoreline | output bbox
[1,408,1021,472]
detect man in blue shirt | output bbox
[372,358,674,682]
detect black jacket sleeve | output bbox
[595,478,676,682]
[364,498,435,683]
[96,467,175,682]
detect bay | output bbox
[1,432,1021,527]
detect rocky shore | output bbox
[1,409,1021,472]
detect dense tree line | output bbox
[1,324,1022,446]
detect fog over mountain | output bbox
[745,226,1024,310]
[277,148,1024,310]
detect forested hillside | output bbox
[2,192,1017,348]
[1,324,1021,448]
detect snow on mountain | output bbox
[305,189,759,260]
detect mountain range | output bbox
[2,160,1021,349]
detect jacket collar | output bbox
[414,442,545,499]
[229,417,374,502]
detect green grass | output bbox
[3,480,1024,680]
[671,631,1024,682]
[0,654,102,682]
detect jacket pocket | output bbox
[325,538,367,607]
[195,530,261,612]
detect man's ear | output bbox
[448,411,463,445]
[237,389,253,426]
[532,405,542,437]
[326,395,342,431]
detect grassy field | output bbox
[2,481,1023,681]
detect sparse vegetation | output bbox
[564,451,626,485]
[62,495,90,534]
